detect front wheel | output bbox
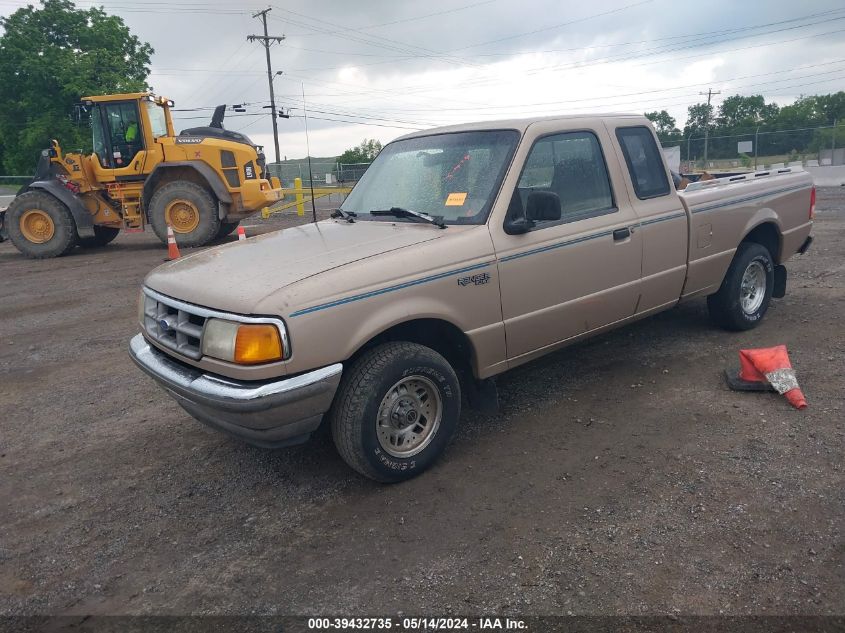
[148,181,220,248]
[6,190,78,259]
[330,342,461,482]
[707,242,774,331]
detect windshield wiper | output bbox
[330,209,357,222]
[370,207,447,229]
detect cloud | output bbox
[4,0,845,157]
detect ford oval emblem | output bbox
[159,318,172,332]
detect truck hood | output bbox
[143,220,447,314]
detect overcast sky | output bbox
[3,0,845,159]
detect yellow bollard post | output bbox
[294,177,304,216]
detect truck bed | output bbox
[677,167,814,298]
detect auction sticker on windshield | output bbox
[445,192,467,206]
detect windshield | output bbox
[145,101,168,138]
[341,130,519,225]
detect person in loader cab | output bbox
[114,111,142,167]
[125,119,139,143]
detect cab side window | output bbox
[511,131,616,228]
[615,126,670,199]
[102,102,144,168]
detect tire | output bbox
[215,221,240,240]
[6,190,78,259]
[707,242,774,331]
[79,226,120,248]
[330,342,461,483]
[148,181,220,248]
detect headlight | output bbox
[202,318,285,365]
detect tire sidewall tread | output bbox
[7,190,78,259]
[215,221,240,240]
[148,181,220,247]
[330,342,461,483]
[707,242,774,331]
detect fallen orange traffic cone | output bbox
[166,225,181,260]
[237,225,246,241]
[726,345,807,409]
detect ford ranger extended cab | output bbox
[129,114,814,482]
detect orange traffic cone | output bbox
[237,225,246,241]
[166,225,181,260]
[730,345,807,409]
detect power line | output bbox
[386,16,845,99]
[270,16,845,116]
[293,59,845,115]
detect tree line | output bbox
[646,92,845,162]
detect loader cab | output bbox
[84,93,174,175]
[91,101,143,169]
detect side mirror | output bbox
[525,191,562,222]
[503,216,534,235]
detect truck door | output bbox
[605,123,688,313]
[490,122,642,362]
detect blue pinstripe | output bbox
[291,194,800,317]
[690,184,807,214]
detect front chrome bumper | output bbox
[129,334,342,448]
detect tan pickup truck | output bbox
[129,114,814,482]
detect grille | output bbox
[141,291,206,360]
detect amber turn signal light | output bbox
[234,324,283,365]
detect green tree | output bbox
[0,0,153,174]
[644,110,681,144]
[716,95,778,129]
[808,125,845,153]
[683,102,714,137]
[338,138,383,164]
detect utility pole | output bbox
[248,8,285,164]
[699,88,721,168]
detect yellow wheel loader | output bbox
[0,93,283,258]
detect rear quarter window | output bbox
[616,126,671,199]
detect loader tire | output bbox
[7,190,78,259]
[215,221,240,240]
[149,181,220,248]
[79,226,120,248]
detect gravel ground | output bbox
[0,189,842,617]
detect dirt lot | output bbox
[0,189,843,617]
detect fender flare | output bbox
[740,210,783,262]
[27,180,95,238]
[143,162,233,214]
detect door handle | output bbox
[613,227,631,241]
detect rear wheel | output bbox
[707,242,774,331]
[79,226,120,248]
[149,181,220,248]
[215,221,240,240]
[7,191,77,259]
[330,342,461,482]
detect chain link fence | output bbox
[668,123,845,172]
[264,161,372,187]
